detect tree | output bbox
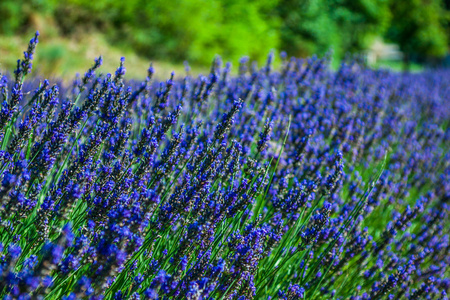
[277,0,339,57]
[277,0,390,59]
[386,0,448,69]
[329,0,391,54]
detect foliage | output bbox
[386,0,448,66]
[0,0,447,66]
[0,33,449,299]
[277,0,339,57]
[48,0,280,65]
[277,0,391,59]
[329,0,391,54]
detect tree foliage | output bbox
[277,0,391,59]
[0,0,448,65]
[386,0,448,63]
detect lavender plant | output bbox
[0,34,449,300]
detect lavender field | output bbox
[0,33,449,299]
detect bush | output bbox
[0,34,449,299]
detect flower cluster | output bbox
[0,34,449,299]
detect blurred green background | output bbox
[0,0,449,78]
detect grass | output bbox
[0,28,423,82]
[0,32,208,81]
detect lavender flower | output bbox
[0,33,448,300]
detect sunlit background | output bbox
[0,0,449,78]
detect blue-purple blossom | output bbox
[0,34,448,300]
